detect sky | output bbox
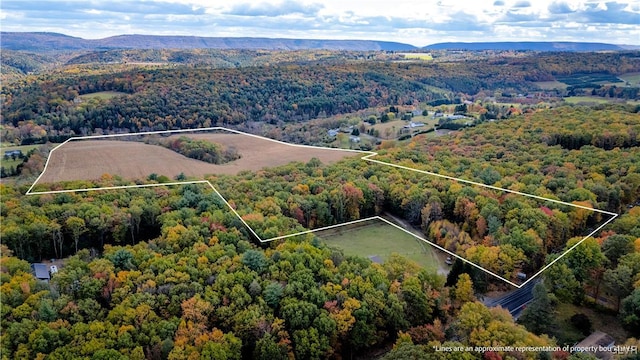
[1,0,638,46]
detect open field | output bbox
[78,91,127,100]
[533,80,568,90]
[618,72,640,86]
[399,53,433,60]
[317,220,441,272]
[410,115,439,127]
[563,96,620,104]
[563,96,640,106]
[366,118,403,138]
[37,132,359,183]
[365,116,437,139]
[1,144,41,155]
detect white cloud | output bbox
[0,0,638,45]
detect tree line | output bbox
[149,136,241,165]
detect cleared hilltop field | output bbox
[38,132,359,183]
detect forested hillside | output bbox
[2,51,639,146]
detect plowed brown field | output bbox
[39,133,360,183]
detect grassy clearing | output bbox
[331,133,374,149]
[78,91,127,101]
[555,302,629,344]
[563,96,612,104]
[366,119,403,139]
[563,96,640,106]
[364,116,438,139]
[1,158,22,170]
[618,72,640,86]
[1,144,40,168]
[411,115,439,127]
[534,80,568,90]
[423,130,451,139]
[317,220,440,272]
[0,145,40,175]
[1,144,40,155]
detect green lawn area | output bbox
[78,91,127,101]
[317,220,440,272]
[554,302,629,345]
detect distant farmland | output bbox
[37,132,359,183]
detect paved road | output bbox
[484,279,539,319]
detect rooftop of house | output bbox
[574,330,616,360]
[575,330,615,349]
[31,263,50,280]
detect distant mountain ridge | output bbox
[1,32,633,52]
[424,41,629,51]
[0,32,415,51]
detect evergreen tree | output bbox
[518,283,556,336]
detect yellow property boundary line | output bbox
[26,127,619,288]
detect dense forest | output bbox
[2,48,640,359]
[2,103,640,359]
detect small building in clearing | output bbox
[31,263,50,282]
[327,129,339,137]
[3,150,23,158]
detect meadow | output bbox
[563,96,621,104]
[77,91,127,101]
[317,219,442,272]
